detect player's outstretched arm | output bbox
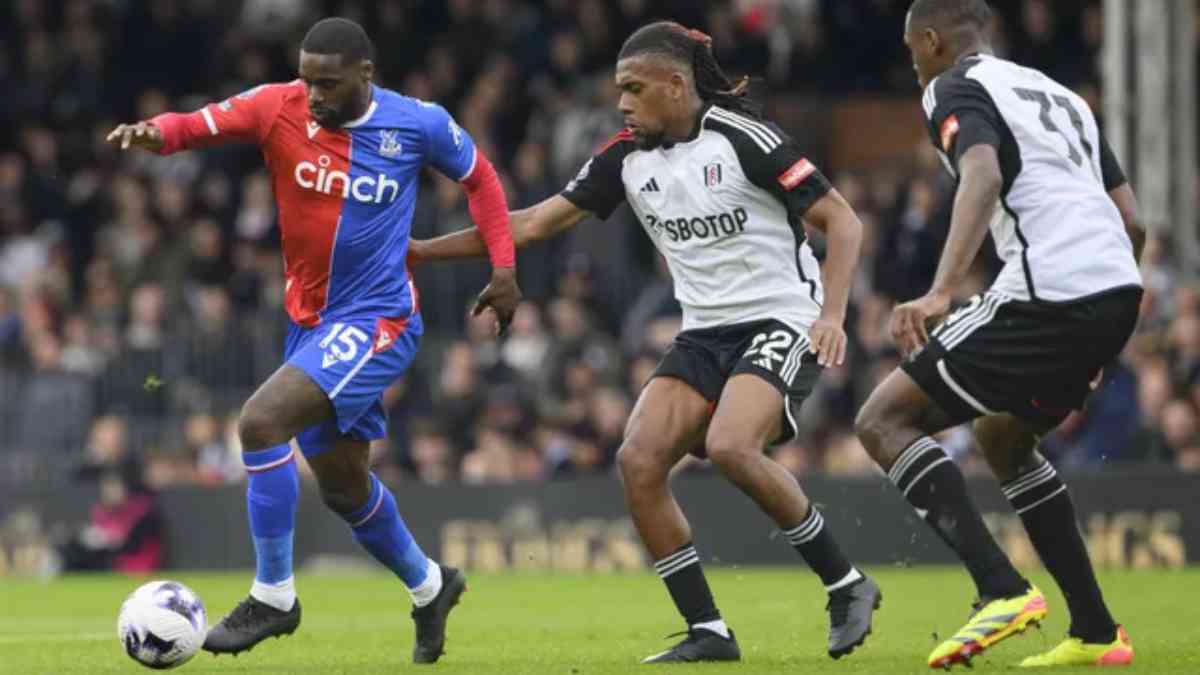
[891,144,1001,357]
[107,85,281,156]
[409,194,590,263]
[416,127,622,267]
[803,189,864,367]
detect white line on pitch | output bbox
[0,632,111,643]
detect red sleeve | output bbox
[461,150,515,268]
[151,82,289,155]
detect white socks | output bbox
[825,567,864,593]
[692,619,731,639]
[250,576,296,612]
[409,558,443,607]
[249,563,444,611]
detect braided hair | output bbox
[617,21,760,118]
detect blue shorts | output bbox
[284,312,422,456]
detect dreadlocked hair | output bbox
[617,21,761,118]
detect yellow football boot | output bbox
[928,585,1048,669]
[1019,626,1133,667]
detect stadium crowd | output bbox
[0,0,1194,492]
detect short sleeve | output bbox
[421,103,477,182]
[560,130,634,220]
[924,74,1003,169]
[1098,134,1127,191]
[705,108,832,218]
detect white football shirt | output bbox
[923,54,1141,303]
[563,105,831,333]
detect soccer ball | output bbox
[117,580,207,669]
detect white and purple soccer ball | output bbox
[117,580,207,669]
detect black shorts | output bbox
[651,319,823,445]
[902,286,1143,434]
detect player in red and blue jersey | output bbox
[107,18,519,663]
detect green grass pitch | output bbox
[3,567,1198,673]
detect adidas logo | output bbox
[640,178,660,193]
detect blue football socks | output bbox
[340,473,433,590]
[244,443,299,611]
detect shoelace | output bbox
[661,629,702,644]
[967,596,1001,622]
[968,599,984,619]
[223,599,264,630]
[968,584,1031,621]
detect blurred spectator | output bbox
[539,297,621,402]
[175,285,257,412]
[501,302,552,380]
[235,171,275,243]
[1010,0,1093,87]
[620,256,680,355]
[56,416,161,574]
[183,218,233,289]
[1128,357,1176,464]
[434,341,485,453]
[1161,401,1200,471]
[75,415,141,484]
[580,386,630,467]
[95,282,172,428]
[189,413,241,486]
[1041,363,1140,466]
[873,176,946,302]
[12,330,93,452]
[409,423,458,485]
[60,313,107,375]
[0,286,21,366]
[55,469,163,574]
[462,428,526,484]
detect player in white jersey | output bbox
[411,20,881,664]
[854,1,1143,669]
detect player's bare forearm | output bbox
[1127,224,1146,265]
[511,195,589,245]
[1108,182,1146,264]
[410,227,489,262]
[412,194,588,264]
[929,144,1003,299]
[805,189,863,321]
[410,210,530,262]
